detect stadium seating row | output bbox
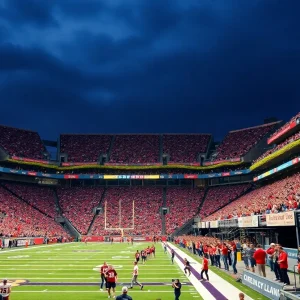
[253,131,300,164]
[204,172,300,220]
[0,124,277,164]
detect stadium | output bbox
[0,112,300,300]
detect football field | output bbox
[0,242,201,300]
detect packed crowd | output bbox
[163,134,211,163]
[60,134,112,162]
[0,186,66,237]
[57,186,105,234]
[268,112,300,142]
[110,135,160,164]
[214,123,276,160]
[253,130,300,164]
[165,187,205,235]
[4,183,58,218]
[205,172,300,220]
[0,125,46,159]
[91,187,163,236]
[199,184,252,218]
[175,235,291,285]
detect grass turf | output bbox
[0,242,201,300]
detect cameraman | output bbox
[172,279,181,300]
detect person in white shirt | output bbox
[0,279,11,300]
[129,262,143,290]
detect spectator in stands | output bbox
[253,244,266,277]
[278,246,290,286]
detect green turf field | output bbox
[0,242,200,300]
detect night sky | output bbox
[0,0,299,142]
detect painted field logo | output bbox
[93,265,123,272]
[8,279,27,287]
[73,250,100,253]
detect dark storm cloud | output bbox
[0,0,58,27]
[0,0,300,140]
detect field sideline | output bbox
[0,242,201,300]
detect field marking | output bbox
[13,290,191,293]
[0,242,74,254]
[10,277,179,280]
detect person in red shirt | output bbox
[278,247,290,285]
[200,254,209,281]
[100,261,109,291]
[266,243,276,272]
[253,245,266,277]
[105,265,118,298]
[221,243,229,271]
[135,250,140,263]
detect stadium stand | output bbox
[163,134,210,163]
[57,186,105,234]
[214,123,276,160]
[165,187,205,235]
[60,134,112,162]
[268,112,300,142]
[0,125,46,159]
[90,187,163,236]
[199,184,252,218]
[4,183,58,218]
[253,131,300,164]
[204,172,300,221]
[109,135,160,164]
[0,186,66,237]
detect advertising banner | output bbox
[268,121,297,144]
[254,157,300,181]
[238,216,258,228]
[266,211,295,226]
[203,158,241,166]
[242,270,283,299]
[209,220,219,228]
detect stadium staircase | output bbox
[87,187,107,234]
[198,184,254,220]
[53,189,81,239]
[170,187,208,237]
[159,134,163,162]
[1,183,53,219]
[107,135,115,160]
[196,187,209,215]
[52,188,63,215]
[0,183,74,237]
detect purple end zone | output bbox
[167,244,228,300]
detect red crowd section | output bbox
[213,123,276,160]
[205,172,300,221]
[57,186,105,235]
[165,187,205,235]
[199,184,251,219]
[0,186,66,237]
[0,125,46,159]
